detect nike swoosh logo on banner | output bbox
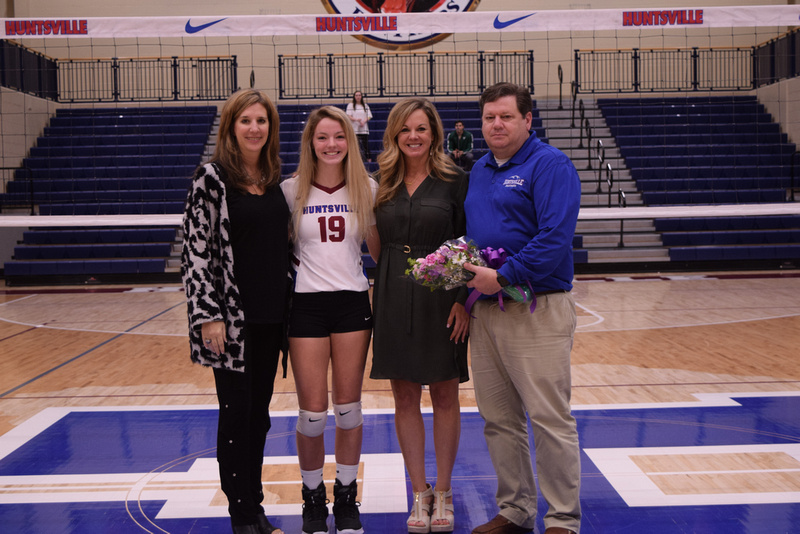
[493,13,535,29]
[185,18,227,34]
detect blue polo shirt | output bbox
[465,131,581,292]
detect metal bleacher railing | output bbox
[0,40,56,99]
[0,40,237,102]
[2,28,796,102]
[56,56,238,103]
[277,50,534,99]
[574,27,799,94]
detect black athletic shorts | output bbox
[288,290,373,338]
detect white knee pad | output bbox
[296,409,328,437]
[334,401,363,430]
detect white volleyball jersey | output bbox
[281,176,377,293]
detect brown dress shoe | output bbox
[472,514,532,534]
[544,528,577,534]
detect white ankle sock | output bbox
[336,463,358,486]
[300,467,324,489]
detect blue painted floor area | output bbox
[2,395,800,533]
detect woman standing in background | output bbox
[346,90,373,162]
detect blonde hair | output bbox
[290,105,375,240]
[211,88,281,190]
[375,97,458,208]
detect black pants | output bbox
[356,133,371,161]
[449,151,473,171]
[213,322,283,526]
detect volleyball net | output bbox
[1,5,799,228]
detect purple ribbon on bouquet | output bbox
[464,247,537,315]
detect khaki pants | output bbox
[470,293,581,532]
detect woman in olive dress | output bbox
[366,97,469,534]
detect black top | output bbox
[226,184,290,324]
[370,170,469,384]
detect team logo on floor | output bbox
[320,0,480,50]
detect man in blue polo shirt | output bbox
[464,83,581,534]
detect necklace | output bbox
[403,172,430,184]
[243,171,267,186]
[404,173,427,185]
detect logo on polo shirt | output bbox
[503,176,525,188]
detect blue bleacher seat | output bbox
[2,104,214,281]
[605,96,798,265]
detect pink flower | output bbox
[405,236,487,291]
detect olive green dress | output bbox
[370,170,469,384]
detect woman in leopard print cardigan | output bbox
[181,88,288,534]
[182,161,246,369]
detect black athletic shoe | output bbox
[301,482,329,534]
[332,479,363,534]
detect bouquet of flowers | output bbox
[404,236,536,311]
[404,236,486,291]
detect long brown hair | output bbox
[351,90,368,110]
[211,88,281,190]
[289,106,375,240]
[374,97,458,208]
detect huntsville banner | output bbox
[2,5,799,39]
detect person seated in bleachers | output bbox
[446,120,474,172]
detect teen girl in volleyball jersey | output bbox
[280,106,378,534]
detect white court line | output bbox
[0,314,186,336]
[1,279,799,336]
[2,302,797,336]
[575,301,605,329]
[5,393,800,461]
[0,294,36,307]
[576,311,800,333]
[585,442,800,507]
[0,293,186,336]
[571,278,800,332]
[572,391,800,411]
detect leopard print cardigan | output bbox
[181,163,247,371]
